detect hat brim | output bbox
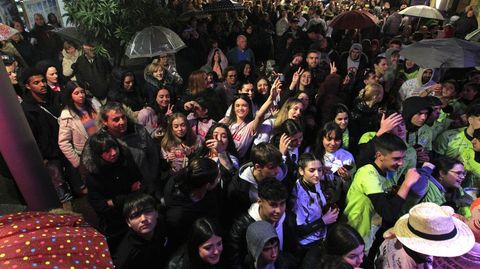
[394,214,475,257]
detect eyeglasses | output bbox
[449,170,466,177]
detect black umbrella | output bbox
[400,38,480,68]
[51,27,88,45]
[203,0,245,13]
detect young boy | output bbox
[245,221,282,269]
[113,193,168,269]
[434,104,480,159]
[227,142,287,218]
[226,178,297,269]
[344,133,420,261]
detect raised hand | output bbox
[279,133,291,156]
[377,112,403,136]
[166,104,174,117]
[330,62,337,74]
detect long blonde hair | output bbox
[273,98,304,130]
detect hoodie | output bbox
[402,96,433,149]
[238,162,288,203]
[399,68,437,101]
[246,221,279,269]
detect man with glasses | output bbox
[215,66,240,106]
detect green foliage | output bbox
[63,0,175,65]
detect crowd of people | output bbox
[1,0,480,268]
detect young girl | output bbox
[288,68,316,100]
[314,122,355,207]
[329,104,352,151]
[144,62,168,103]
[254,98,304,145]
[137,87,174,137]
[161,113,201,173]
[196,123,239,175]
[108,71,145,112]
[167,218,224,269]
[58,81,100,194]
[302,223,364,268]
[185,97,215,141]
[221,78,280,159]
[291,153,339,248]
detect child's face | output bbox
[260,239,279,264]
[299,160,323,185]
[126,207,158,237]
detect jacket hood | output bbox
[246,221,278,266]
[239,162,288,185]
[402,96,432,130]
[416,68,437,87]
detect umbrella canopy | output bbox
[51,27,88,45]
[0,211,113,268]
[465,28,480,42]
[125,26,186,59]
[178,9,209,22]
[203,0,245,13]
[329,10,379,29]
[0,23,18,41]
[399,5,444,20]
[400,38,480,68]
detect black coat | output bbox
[163,177,221,253]
[82,144,143,239]
[113,216,168,269]
[21,90,62,160]
[225,211,299,269]
[73,55,112,99]
[107,87,146,112]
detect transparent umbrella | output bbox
[125,26,186,59]
[398,5,444,20]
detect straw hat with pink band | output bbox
[393,202,475,257]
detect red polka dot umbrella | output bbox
[0,211,113,269]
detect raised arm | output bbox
[251,78,281,134]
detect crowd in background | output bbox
[1,0,480,268]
